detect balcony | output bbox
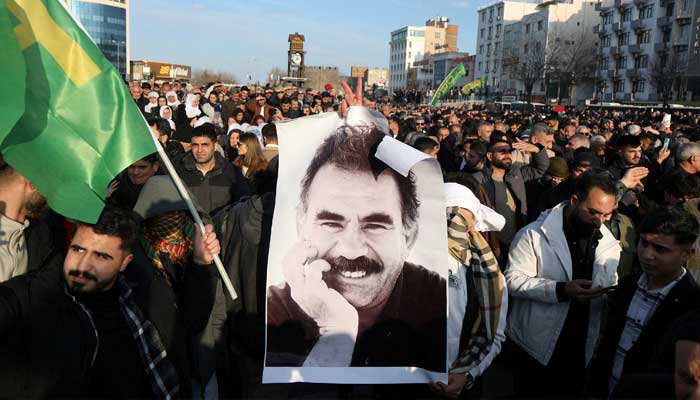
[627,44,642,52]
[608,69,618,77]
[633,0,647,6]
[609,46,621,55]
[676,12,692,24]
[614,0,623,8]
[631,19,644,30]
[654,42,669,52]
[657,16,673,28]
[612,22,623,31]
[626,68,640,78]
[595,2,609,11]
[673,38,690,47]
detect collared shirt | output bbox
[609,270,687,393]
[0,213,30,282]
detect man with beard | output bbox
[505,171,621,398]
[0,160,54,282]
[265,125,446,370]
[470,133,549,259]
[0,206,221,397]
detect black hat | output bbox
[321,91,332,98]
[240,86,250,92]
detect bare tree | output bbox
[647,51,686,107]
[191,68,239,86]
[545,28,598,104]
[266,66,286,86]
[513,40,546,104]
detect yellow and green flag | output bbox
[461,78,483,95]
[430,63,466,106]
[0,0,156,223]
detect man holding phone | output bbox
[504,171,621,398]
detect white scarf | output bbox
[184,93,201,119]
[159,106,176,130]
[165,90,180,107]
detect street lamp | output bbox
[110,39,125,77]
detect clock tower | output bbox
[287,32,305,85]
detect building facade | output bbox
[304,66,342,91]
[65,0,129,77]
[594,0,700,101]
[389,17,459,92]
[365,68,389,89]
[475,0,541,94]
[432,52,475,88]
[351,66,369,78]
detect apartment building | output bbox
[389,17,459,91]
[595,0,700,101]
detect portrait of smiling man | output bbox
[265,124,446,373]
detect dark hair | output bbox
[190,123,217,142]
[414,136,438,153]
[77,206,139,252]
[140,152,160,165]
[639,207,699,246]
[262,123,277,140]
[667,172,700,200]
[615,135,641,150]
[155,118,171,138]
[299,125,419,228]
[574,170,618,202]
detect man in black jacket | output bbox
[0,205,221,398]
[176,123,250,215]
[588,207,700,399]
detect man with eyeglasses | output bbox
[505,171,621,398]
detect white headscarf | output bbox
[144,92,159,113]
[159,106,175,130]
[166,90,180,107]
[444,182,505,232]
[184,93,201,119]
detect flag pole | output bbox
[149,134,239,302]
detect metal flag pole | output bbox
[149,133,239,302]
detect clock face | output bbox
[291,53,302,65]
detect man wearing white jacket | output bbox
[505,171,621,398]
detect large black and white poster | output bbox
[263,107,447,384]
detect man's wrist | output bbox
[556,282,569,302]
[464,372,475,390]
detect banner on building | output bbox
[430,63,466,106]
[461,78,483,95]
[263,107,448,384]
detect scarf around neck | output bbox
[141,210,195,286]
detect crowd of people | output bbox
[1,77,700,400]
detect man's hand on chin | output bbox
[283,241,358,366]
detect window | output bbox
[639,5,654,19]
[603,13,613,25]
[482,11,486,21]
[632,79,646,92]
[638,30,651,44]
[666,3,674,17]
[435,32,441,39]
[488,27,493,36]
[526,23,531,34]
[614,79,625,92]
[602,34,611,47]
[489,9,494,19]
[498,7,503,17]
[536,42,542,52]
[408,52,411,58]
[634,54,649,68]
[478,62,483,71]
[480,44,484,54]
[495,42,501,52]
[538,20,543,31]
[524,43,529,54]
[622,7,633,22]
[487,43,492,55]
[481,28,485,38]
[497,24,502,34]
[600,57,609,69]
[663,30,671,42]
[409,41,412,48]
[486,61,490,70]
[618,32,630,46]
[616,56,627,69]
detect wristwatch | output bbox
[464,372,475,390]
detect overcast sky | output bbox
[130,0,484,83]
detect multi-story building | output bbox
[594,0,700,101]
[64,0,129,78]
[497,0,599,103]
[351,66,369,79]
[389,17,459,92]
[475,0,541,93]
[130,60,191,82]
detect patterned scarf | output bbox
[446,206,505,374]
[141,211,195,286]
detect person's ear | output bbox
[681,247,693,266]
[120,253,134,272]
[486,152,493,163]
[404,221,419,250]
[570,194,579,207]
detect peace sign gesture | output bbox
[339,77,363,117]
